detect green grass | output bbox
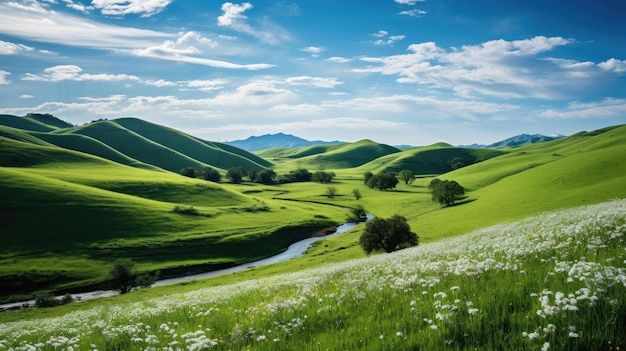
[1,200,624,350]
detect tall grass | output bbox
[2,199,624,350]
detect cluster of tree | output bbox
[109,260,159,294]
[359,214,418,254]
[364,171,399,191]
[429,178,465,207]
[180,166,338,186]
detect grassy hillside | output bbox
[2,200,624,350]
[0,137,348,302]
[0,114,65,132]
[266,139,401,170]
[113,118,272,170]
[356,142,506,175]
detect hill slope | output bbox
[0,115,272,173]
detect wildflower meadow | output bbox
[1,199,625,350]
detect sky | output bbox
[0,0,625,146]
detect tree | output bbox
[109,259,137,294]
[326,186,338,198]
[202,166,221,182]
[366,172,399,191]
[248,169,258,182]
[363,171,374,185]
[226,167,245,184]
[312,171,335,183]
[180,167,198,178]
[109,260,158,294]
[352,188,362,200]
[398,170,415,185]
[359,215,418,254]
[448,157,466,170]
[348,205,367,222]
[429,178,465,207]
[257,169,277,184]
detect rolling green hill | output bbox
[0,115,272,173]
[261,139,401,169]
[356,142,506,175]
[0,136,346,301]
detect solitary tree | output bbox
[352,188,362,200]
[326,186,338,198]
[226,167,245,184]
[109,260,158,294]
[398,170,415,184]
[429,178,465,207]
[109,260,137,294]
[359,215,418,254]
[248,169,258,182]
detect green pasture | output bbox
[1,114,625,308]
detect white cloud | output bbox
[0,40,34,55]
[186,79,228,92]
[399,9,427,17]
[326,56,353,63]
[598,58,626,73]
[143,79,177,87]
[539,98,626,119]
[0,1,173,48]
[90,0,173,17]
[302,46,325,57]
[369,31,405,46]
[218,2,253,26]
[23,65,140,82]
[20,94,35,99]
[130,31,274,70]
[0,70,11,84]
[217,2,290,45]
[63,0,91,13]
[353,36,616,99]
[394,0,425,4]
[285,76,343,88]
[271,103,324,114]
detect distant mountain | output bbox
[225,133,341,152]
[461,134,564,149]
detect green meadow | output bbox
[0,114,625,350]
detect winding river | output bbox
[0,217,369,311]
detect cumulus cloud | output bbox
[62,0,91,13]
[285,76,343,88]
[369,31,405,46]
[90,0,173,17]
[353,36,619,99]
[218,2,253,26]
[0,40,34,55]
[598,58,626,73]
[23,65,140,82]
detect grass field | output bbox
[1,114,625,345]
[1,199,624,350]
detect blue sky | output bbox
[0,0,625,145]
